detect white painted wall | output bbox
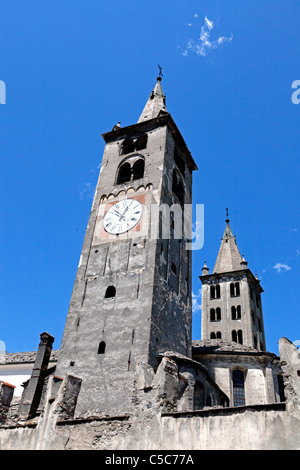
[0,361,57,397]
[0,365,33,397]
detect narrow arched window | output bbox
[230,282,240,297]
[216,331,221,339]
[232,369,245,406]
[194,381,205,410]
[210,308,216,322]
[210,285,215,299]
[98,341,106,355]
[230,283,235,297]
[105,286,116,299]
[232,306,241,320]
[117,162,131,184]
[215,284,221,299]
[237,329,243,344]
[210,332,216,339]
[277,375,285,402]
[232,330,237,342]
[216,307,221,321]
[258,318,262,331]
[174,148,185,177]
[132,159,145,180]
[121,138,135,155]
[171,262,177,275]
[231,306,236,320]
[172,170,184,206]
[135,134,147,151]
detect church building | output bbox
[0,75,299,450]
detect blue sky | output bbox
[0,1,299,356]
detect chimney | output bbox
[18,332,54,421]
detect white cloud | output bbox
[181,16,233,57]
[273,263,292,273]
[192,289,202,314]
[204,16,214,30]
[194,13,198,18]
[79,182,96,200]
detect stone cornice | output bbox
[101,112,198,173]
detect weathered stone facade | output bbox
[0,77,299,450]
[193,340,282,406]
[0,382,15,424]
[0,352,299,450]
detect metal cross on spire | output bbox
[158,64,163,80]
[225,208,230,223]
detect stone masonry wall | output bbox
[0,404,298,450]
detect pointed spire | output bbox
[202,260,209,276]
[240,253,248,268]
[222,208,235,240]
[138,71,167,123]
[213,210,244,274]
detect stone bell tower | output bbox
[200,212,266,351]
[55,75,197,418]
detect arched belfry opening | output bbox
[117,162,131,184]
[132,159,145,180]
[116,156,145,184]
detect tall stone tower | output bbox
[55,76,197,418]
[200,213,266,351]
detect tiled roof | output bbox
[192,339,259,353]
[2,350,59,364]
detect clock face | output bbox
[103,199,143,235]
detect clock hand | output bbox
[119,205,130,221]
[112,209,123,218]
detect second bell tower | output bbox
[200,213,266,351]
[55,76,197,418]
